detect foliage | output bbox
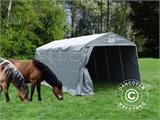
[129,1,159,57]
[65,0,132,38]
[0,0,69,58]
[0,0,158,58]
[65,0,158,57]
[0,59,159,120]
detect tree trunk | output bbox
[71,6,76,37]
[119,3,127,34]
[107,0,109,31]
[7,0,12,27]
[100,0,103,32]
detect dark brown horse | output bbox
[0,58,29,102]
[10,59,63,101]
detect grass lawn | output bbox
[0,58,159,120]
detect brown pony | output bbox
[10,59,63,101]
[0,58,29,102]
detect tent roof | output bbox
[37,32,135,52]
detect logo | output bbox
[116,79,148,112]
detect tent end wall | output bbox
[86,46,140,84]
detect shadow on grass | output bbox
[93,80,120,92]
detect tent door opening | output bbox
[86,46,140,83]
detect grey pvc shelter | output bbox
[35,32,140,96]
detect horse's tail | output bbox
[0,58,28,90]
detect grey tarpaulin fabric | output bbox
[35,32,140,96]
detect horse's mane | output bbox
[0,58,28,91]
[33,59,62,88]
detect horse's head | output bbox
[52,81,63,100]
[18,85,29,101]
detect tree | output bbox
[0,0,69,58]
[65,0,131,37]
[129,1,159,57]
